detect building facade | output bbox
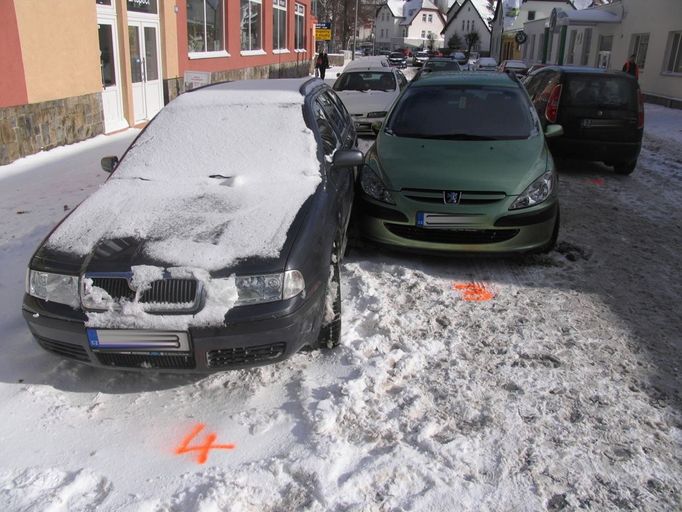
[0,0,316,166]
[374,0,447,51]
[441,0,492,53]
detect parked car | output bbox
[333,64,408,134]
[524,66,643,174]
[388,51,408,69]
[412,57,461,81]
[450,51,468,66]
[499,59,529,77]
[474,57,498,71]
[359,72,562,254]
[22,78,363,372]
[413,51,430,67]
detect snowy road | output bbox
[0,105,680,511]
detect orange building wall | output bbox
[14,0,102,104]
[0,1,28,108]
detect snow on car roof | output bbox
[46,81,321,271]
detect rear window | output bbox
[424,60,460,71]
[564,75,637,109]
[334,71,396,92]
[389,52,404,59]
[386,85,536,140]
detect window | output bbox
[273,0,287,50]
[241,0,262,51]
[566,30,577,64]
[527,11,535,21]
[422,13,426,22]
[471,21,474,31]
[127,0,157,14]
[187,0,225,54]
[630,33,649,70]
[530,34,536,62]
[664,31,682,74]
[462,20,465,31]
[466,20,470,32]
[295,3,305,50]
[421,30,426,38]
[428,14,432,23]
[313,101,339,156]
[581,28,592,66]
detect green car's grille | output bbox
[401,189,506,205]
[386,224,519,244]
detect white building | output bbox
[375,0,448,51]
[521,0,682,107]
[441,0,492,53]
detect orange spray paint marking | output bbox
[452,282,495,302]
[175,424,235,464]
[587,177,605,186]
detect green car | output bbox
[358,72,563,254]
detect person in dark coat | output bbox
[622,54,639,79]
[316,49,330,80]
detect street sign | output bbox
[315,22,331,41]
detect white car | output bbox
[475,57,498,71]
[332,65,408,134]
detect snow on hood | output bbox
[45,87,321,272]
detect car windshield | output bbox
[334,71,396,92]
[386,85,535,140]
[389,53,404,59]
[479,58,496,66]
[424,60,460,71]
[564,75,637,108]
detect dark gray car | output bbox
[22,78,362,372]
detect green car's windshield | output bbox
[386,85,535,140]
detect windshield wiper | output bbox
[394,133,500,140]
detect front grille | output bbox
[207,343,287,368]
[86,276,200,313]
[401,189,506,205]
[386,224,519,244]
[95,352,196,370]
[35,336,90,362]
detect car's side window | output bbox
[524,73,545,99]
[326,91,356,147]
[313,99,340,157]
[396,70,408,89]
[317,91,347,138]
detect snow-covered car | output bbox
[21,78,363,372]
[475,57,498,71]
[333,65,408,134]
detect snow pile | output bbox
[45,86,321,271]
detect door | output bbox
[98,20,127,132]
[128,22,163,123]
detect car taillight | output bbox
[637,89,644,129]
[545,84,562,123]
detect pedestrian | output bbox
[316,49,329,80]
[622,54,639,79]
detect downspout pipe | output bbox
[557,25,567,65]
[542,27,549,63]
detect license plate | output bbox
[416,212,482,227]
[87,329,190,352]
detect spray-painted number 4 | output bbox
[175,424,235,464]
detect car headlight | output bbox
[27,270,80,307]
[360,165,394,204]
[367,111,387,118]
[510,171,556,210]
[235,270,305,306]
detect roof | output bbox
[400,0,442,26]
[442,0,493,34]
[556,7,622,25]
[411,70,519,87]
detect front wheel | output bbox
[315,246,342,349]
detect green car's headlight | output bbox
[360,165,394,204]
[235,270,305,306]
[510,171,556,210]
[27,270,80,307]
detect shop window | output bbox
[187,0,225,54]
[295,3,306,50]
[241,0,263,51]
[273,0,287,50]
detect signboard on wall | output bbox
[315,22,332,41]
[184,71,212,91]
[127,0,158,14]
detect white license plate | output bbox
[416,212,482,227]
[87,329,190,352]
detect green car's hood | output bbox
[375,133,549,196]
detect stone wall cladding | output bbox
[164,59,315,103]
[0,93,104,166]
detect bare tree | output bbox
[464,31,480,59]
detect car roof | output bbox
[426,57,455,63]
[188,77,327,101]
[345,57,389,70]
[530,65,631,77]
[411,71,518,88]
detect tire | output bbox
[315,244,342,349]
[613,160,637,175]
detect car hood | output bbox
[336,91,398,115]
[375,133,548,195]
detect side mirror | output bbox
[371,122,382,135]
[332,149,364,169]
[101,156,119,173]
[336,72,341,78]
[544,124,564,138]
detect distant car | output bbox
[412,57,461,81]
[333,65,408,134]
[499,59,529,77]
[413,51,430,67]
[524,66,643,174]
[359,72,562,254]
[450,51,467,66]
[22,78,364,372]
[388,51,408,69]
[475,57,498,71]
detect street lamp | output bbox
[352,0,359,60]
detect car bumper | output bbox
[549,137,642,163]
[21,286,325,373]
[358,196,558,254]
[353,117,385,134]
